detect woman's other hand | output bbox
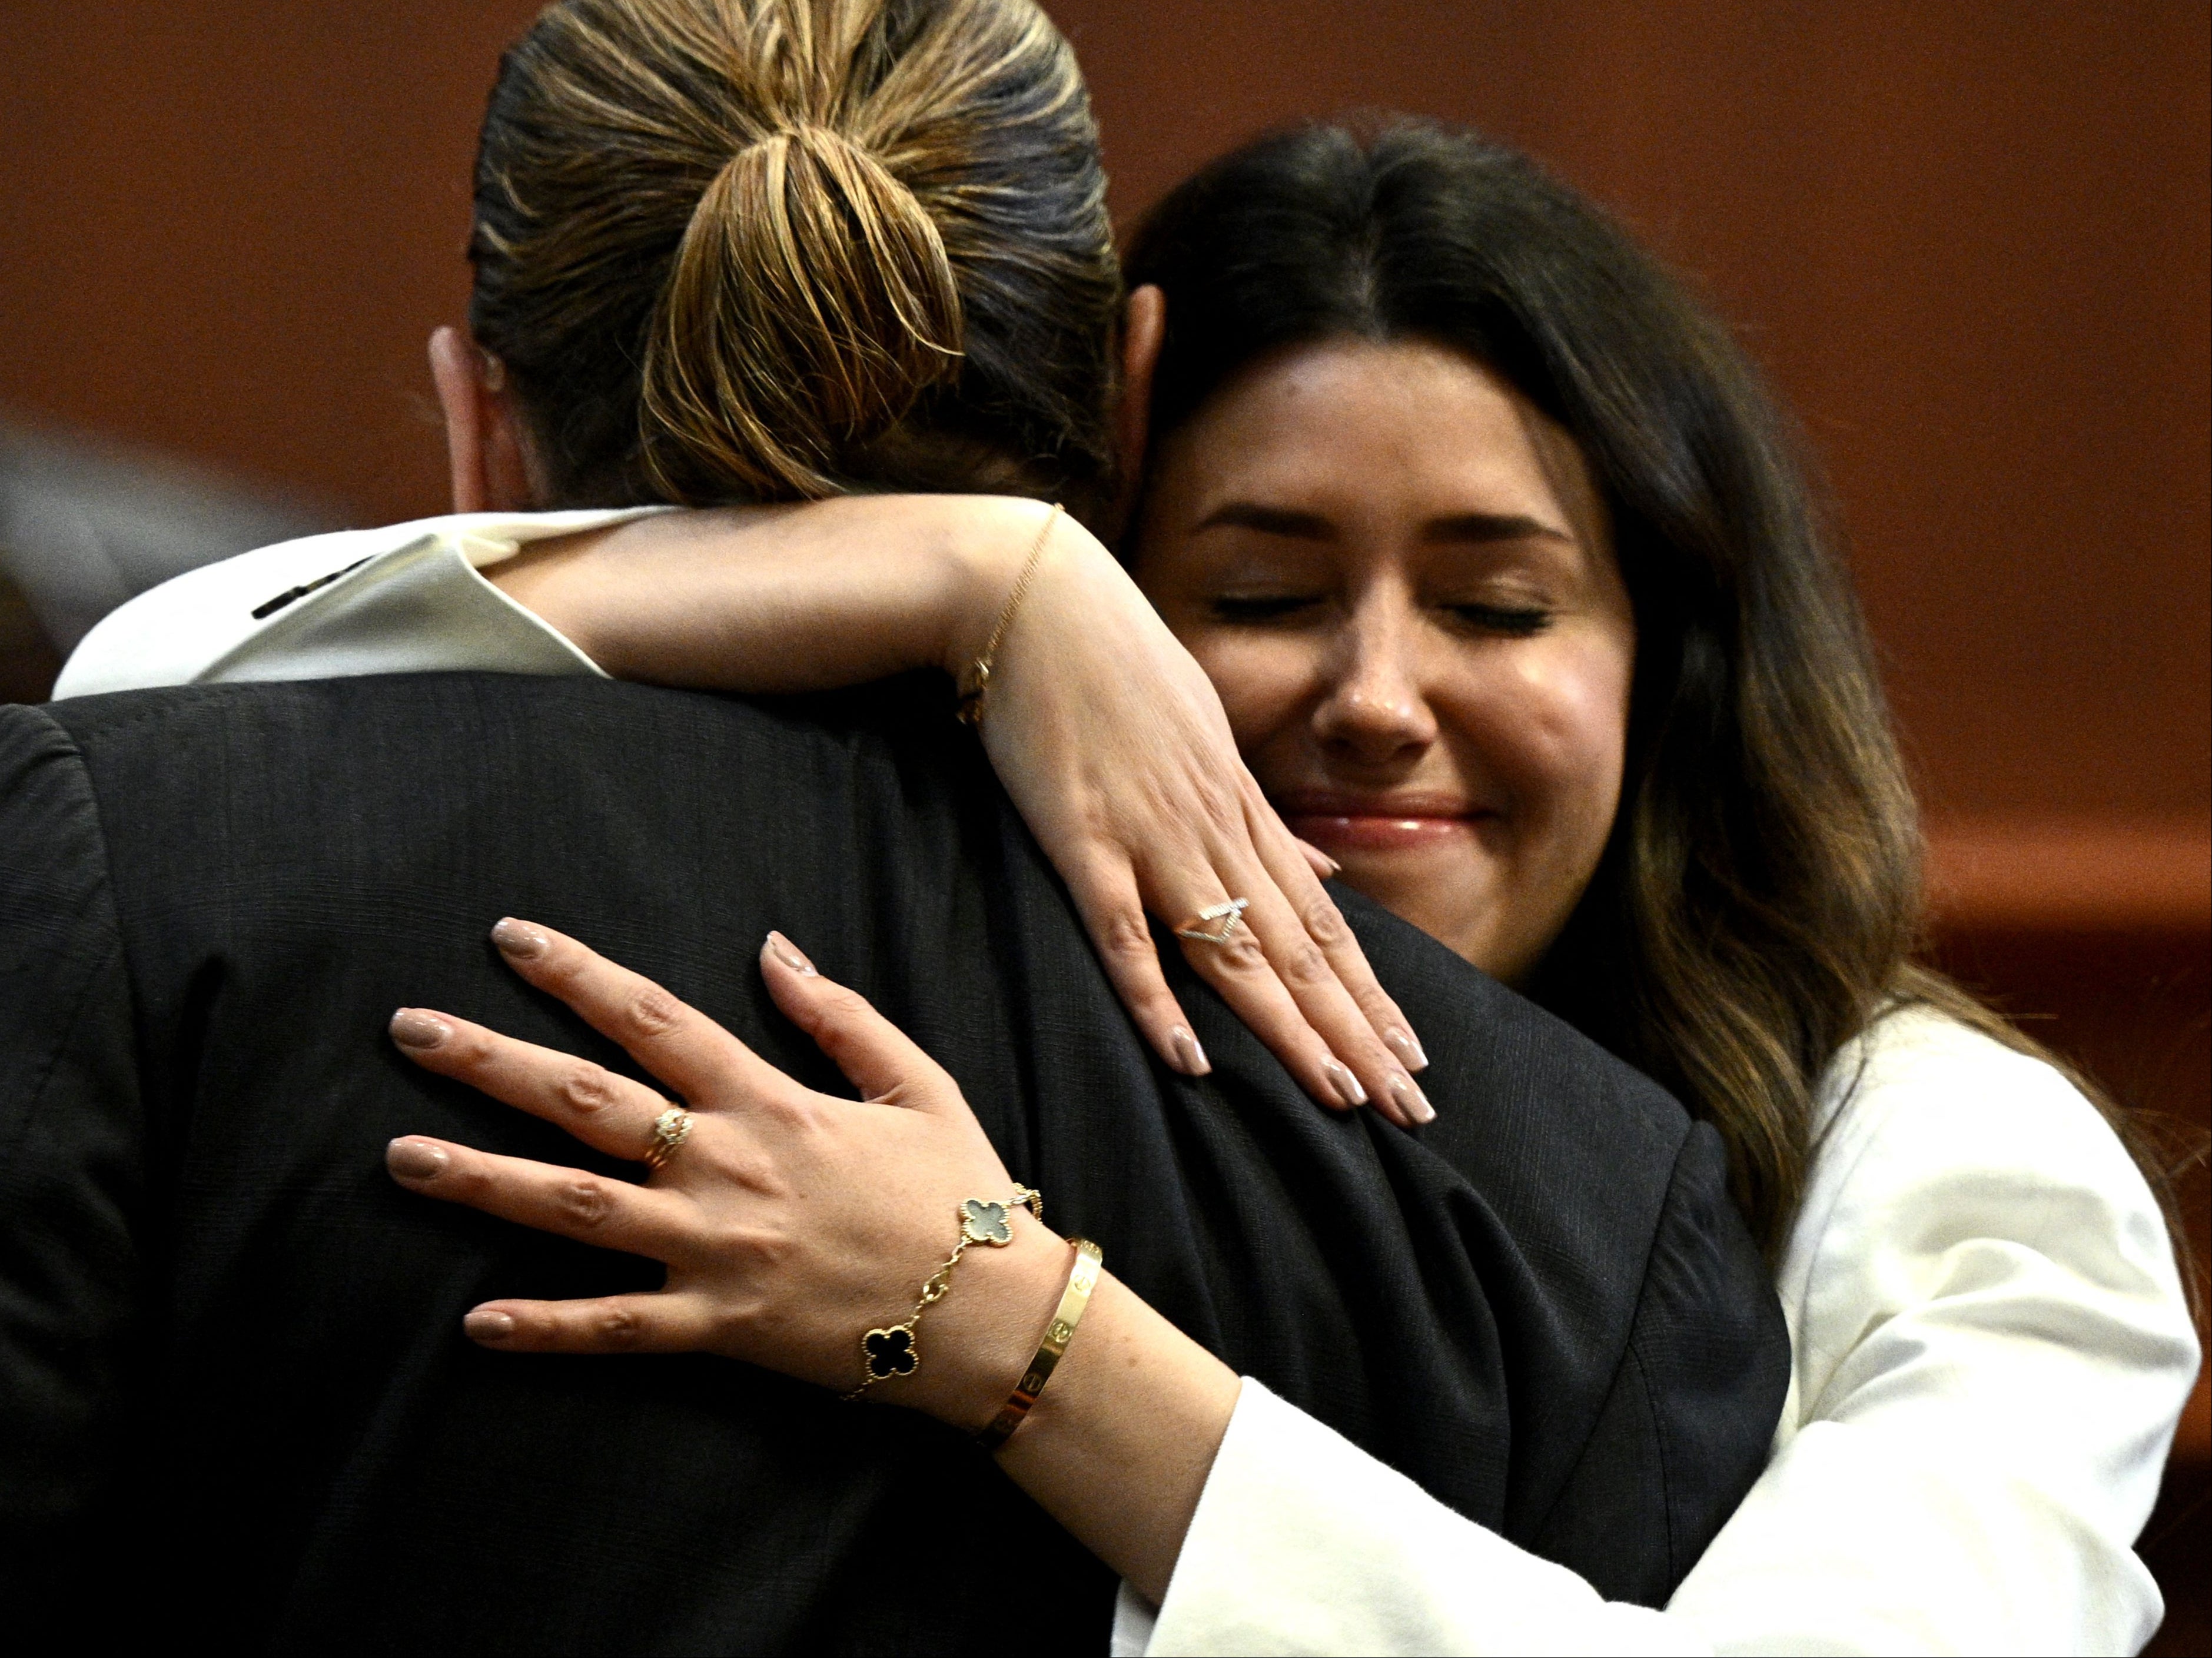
[383,919,1071,1429]
[951,503,1433,1125]
[496,498,1430,1125]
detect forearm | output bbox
[995,1272,1240,1604]
[486,494,1057,690]
[902,1225,1240,1605]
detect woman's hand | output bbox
[495,498,1432,1125]
[950,505,1433,1125]
[384,918,1072,1428]
[387,917,1240,1599]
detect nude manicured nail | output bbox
[389,1009,451,1050]
[386,1138,449,1181]
[1323,1059,1369,1108]
[765,931,817,976]
[1389,1071,1436,1125]
[1169,1025,1211,1076]
[464,1307,516,1342]
[1386,1027,1432,1073]
[490,917,548,959]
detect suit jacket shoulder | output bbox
[6,677,1786,1652]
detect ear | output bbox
[429,325,542,514]
[1110,284,1166,536]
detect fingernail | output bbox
[491,917,547,959]
[1386,1028,1431,1073]
[1169,1025,1211,1076]
[464,1307,516,1342]
[386,1138,449,1181]
[1389,1071,1436,1125]
[1318,852,1342,877]
[389,1008,451,1050]
[1323,1058,1369,1108]
[765,931,816,976]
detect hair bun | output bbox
[643,120,965,501]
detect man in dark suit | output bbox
[0,669,1785,1652]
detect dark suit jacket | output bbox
[0,674,1787,1655]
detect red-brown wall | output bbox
[4,2,2206,1640]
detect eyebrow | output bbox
[1193,503,1334,539]
[1424,513,1575,547]
[1194,501,1575,546]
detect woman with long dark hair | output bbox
[67,22,2197,1652]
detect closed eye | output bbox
[1449,604,1552,637]
[1210,594,1324,624]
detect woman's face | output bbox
[1133,339,1636,982]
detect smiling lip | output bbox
[1276,790,1495,855]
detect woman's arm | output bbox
[384,918,1237,1599]
[386,933,2201,1656]
[491,498,1432,1126]
[66,494,1430,1123]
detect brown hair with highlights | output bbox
[1129,120,2196,1272]
[468,0,1120,516]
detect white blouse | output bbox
[59,517,2204,1657]
[52,507,663,699]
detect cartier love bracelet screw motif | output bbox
[843,1187,1046,1401]
[974,1237,1103,1452]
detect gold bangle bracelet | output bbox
[974,1236,1102,1452]
[955,502,1062,726]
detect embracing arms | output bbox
[55,496,1432,1126]
[489,499,1432,1124]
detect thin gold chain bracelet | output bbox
[955,503,1062,726]
[842,1185,1044,1401]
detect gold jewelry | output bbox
[1174,898,1250,945]
[643,1105,693,1172]
[955,503,1063,726]
[843,1187,1045,1401]
[975,1237,1102,1451]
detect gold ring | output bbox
[643,1105,693,1172]
[1174,898,1249,945]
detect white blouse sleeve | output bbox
[51,507,669,699]
[1118,1011,2199,1657]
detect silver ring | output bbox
[643,1105,693,1172]
[1174,898,1250,945]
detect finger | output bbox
[386,1135,695,1259]
[1062,855,1214,1078]
[461,1291,716,1355]
[488,917,780,1105]
[1228,868,1430,1128]
[1294,838,1342,882]
[390,1007,676,1160]
[1155,866,1379,1113]
[756,932,968,1108]
[1248,802,1432,1086]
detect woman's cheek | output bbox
[1184,631,1317,757]
[1449,637,1631,828]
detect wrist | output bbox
[937,497,1084,683]
[888,1211,1072,1432]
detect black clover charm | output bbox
[863,1325,918,1380]
[961,1198,1013,1246]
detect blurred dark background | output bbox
[2,1,2205,1643]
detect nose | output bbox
[1311,590,1438,767]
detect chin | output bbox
[1333,846,1508,970]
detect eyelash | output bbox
[1450,604,1553,637]
[1209,596,1554,637]
[1210,595,1318,623]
